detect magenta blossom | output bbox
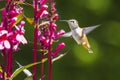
[0,2,27,51]
[37,1,66,57]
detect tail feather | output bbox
[81,35,93,53]
[88,48,93,53]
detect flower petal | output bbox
[52,42,65,56]
[13,44,19,51]
[0,43,4,50]
[4,40,11,49]
[0,30,8,36]
[16,34,27,44]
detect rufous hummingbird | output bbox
[61,19,100,53]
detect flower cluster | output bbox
[37,0,65,57]
[0,1,27,51]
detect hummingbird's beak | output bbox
[59,20,68,22]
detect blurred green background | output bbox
[1,0,120,80]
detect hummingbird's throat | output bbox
[69,24,78,30]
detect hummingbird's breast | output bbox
[72,28,83,44]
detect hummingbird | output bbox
[61,19,100,53]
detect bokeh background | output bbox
[1,0,120,80]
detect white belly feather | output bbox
[71,28,83,44]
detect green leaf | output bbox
[24,76,33,80]
[25,17,34,25]
[12,13,23,26]
[15,1,33,7]
[10,58,47,80]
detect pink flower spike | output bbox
[16,34,27,44]
[3,40,11,49]
[52,42,65,56]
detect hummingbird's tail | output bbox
[81,35,93,53]
[82,42,93,53]
[88,48,93,53]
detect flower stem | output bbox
[33,0,38,80]
[40,52,44,80]
[48,22,53,80]
[7,48,13,78]
[2,50,7,80]
[33,26,38,80]
[48,50,52,80]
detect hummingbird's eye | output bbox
[70,21,74,23]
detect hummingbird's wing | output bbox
[84,25,100,34]
[62,31,72,37]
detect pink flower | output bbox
[37,4,48,18]
[54,30,65,39]
[40,10,49,19]
[0,30,11,50]
[52,42,65,56]
[53,13,59,20]
[16,34,27,44]
[38,0,48,5]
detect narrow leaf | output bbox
[13,13,24,26]
[16,61,32,77]
[24,76,33,80]
[15,1,33,7]
[25,17,34,25]
[10,58,47,79]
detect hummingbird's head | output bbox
[62,19,79,30]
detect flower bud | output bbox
[52,42,65,56]
[38,0,48,5]
[54,30,65,38]
[37,5,48,18]
[40,10,49,19]
[9,11,19,18]
[53,14,59,20]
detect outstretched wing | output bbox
[62,31,72,37]
[84,25,100,34]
